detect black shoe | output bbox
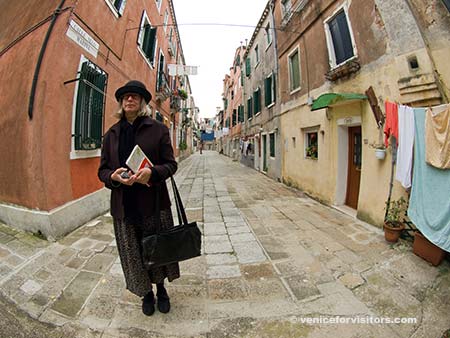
[157,289,171,313]
[142,291,155,316]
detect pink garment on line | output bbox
[384,101,398,147]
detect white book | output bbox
[126,145,153,174]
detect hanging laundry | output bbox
[408,108,450,252]
[383,101,398,147]
[425,104,450,169]
[395,105,415,188]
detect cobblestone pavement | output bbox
[0,151,449,338]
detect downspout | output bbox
[28,0,66,120]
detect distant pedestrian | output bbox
[246,142,252,156]
[199,140,203,154]
[98,80,179,316]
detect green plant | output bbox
[384,197,407,227]
[306,144,318,159]
[179,141,187,151]
[177,89,188,100]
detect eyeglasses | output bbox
[121,93,141,101]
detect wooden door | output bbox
[346,126,362,209]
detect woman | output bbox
[98,80,179,316]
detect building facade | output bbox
[273,0,449,226]
[242,1,282,180]
[0,0,193,238]
[221,46,246,160]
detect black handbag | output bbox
[141,176,202,268]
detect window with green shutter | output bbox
[245,57,251,76]
[288,49,301,91]
[265,74,276,106]
[253,88,261,114]
[269,133,275,157]
[138,12,157,65]
[74,60,107,151]
[247,97,253,120]
[232,109,237,126]
[238,105,244,122]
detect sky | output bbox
[171,0,268,119]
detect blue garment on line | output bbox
[408,108,450,252]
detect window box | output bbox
[325,58,360,81]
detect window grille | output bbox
[74,60,107,151]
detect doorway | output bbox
[345,126,362,209]
[262,134,267,172]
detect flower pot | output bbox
[375,148,386,160]
[413,231,446,266]
[383,222,405,243]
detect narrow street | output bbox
[0,151,449,338]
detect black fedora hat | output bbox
[115,80,152,103]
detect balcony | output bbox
[170,96,181,112]
[155,71,172,101]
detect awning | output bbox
[311,93,367,111]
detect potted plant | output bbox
[413,231,446,266]
[370,142,386,160]
[383,197,407,242]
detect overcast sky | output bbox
[172,0,268,118]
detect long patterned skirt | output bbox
[113,209,180,297]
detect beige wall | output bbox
[281,56,425,227]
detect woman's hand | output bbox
[111,167,136,186]
[134,167,152,185]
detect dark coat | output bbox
[98,117,177,219]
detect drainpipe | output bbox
[28,0,66,120]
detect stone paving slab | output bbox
[0,152,449,338]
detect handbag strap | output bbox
[170,176,189,226]
[154,177,187,234]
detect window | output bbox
[269,133,275,158]
[156,50,166,92]
[305,131,318,159]
[255,45,259,66]
[73,59,107,152]
[245,57,251,77]
[231,90,234,100]
[325,7,356,67]
[238,105,244,122]
[163,10,169,31]
[288,48,301,92]
[156,111,163,122]
[264,73,276,106]
[281,0,293,18]
[137,12,157,66]
[247,96,253,120]
[105,0,127,16]
[442,0,450,11]
[232,109,237,126]
[265,23,272,46]
[253,88,261,115]
[155,0,162,11]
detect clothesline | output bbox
[384,100,450,252]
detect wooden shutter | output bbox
[118,0,127,15]
[264,76,271,106]
[245,57,251,76]
[329,10,354,64]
